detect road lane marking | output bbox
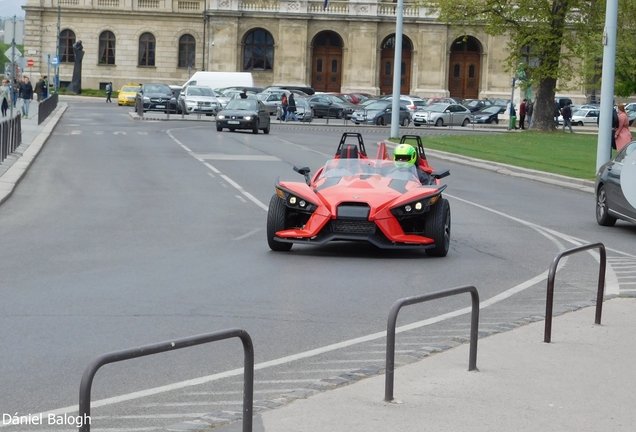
[234,229,259,241]
[193,154,280,161]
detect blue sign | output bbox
[50,56,59,66]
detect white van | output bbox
[182,72,253,91]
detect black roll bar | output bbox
[385,285,479,401]
[544,242,606,343]
[79,328,254,432]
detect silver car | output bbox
[179,86,221,116]
[413,103,472,127]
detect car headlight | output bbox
[143,97,150,102]
[244,116,253,121]
[390,195,440,217]
[276,187,318,213]
[186,101,196,106]
[217,114,225,119]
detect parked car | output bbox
[351,100,410,126]
[179,85,221,116]
[383,95,427,114]
[337,93,366,104]
[166,85,183,114]
[265,85,315,95]
[276,96,313,122]
[425,97,459,106]
[135,83,173,112]
[258,91,286,115]
[215,99,271,134]
[557,108,600,126]
[463,99,495,112]
[308,95,357,119]
[595,140,636,226]
[412,103,472,127]
[117,83,142,106]
[471,106,501,125]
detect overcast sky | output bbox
[1,0,27,19]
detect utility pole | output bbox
[202,10,207,71]
[55,5,61,93]
[10,15,16,119]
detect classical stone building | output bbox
[22,0,555,101]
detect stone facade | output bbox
[22,0,582,102]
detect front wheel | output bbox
[267,195,293,251]
[577,121,584,126]
[424,198,451,257]
[376,116,385,126]
[596,185,617,226]
[216,126,223,132]
[435,118,444,127]
[252,120,259,134]
[263,122,270,134]
[462,118,470,127]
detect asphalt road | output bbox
[1,100,634,431]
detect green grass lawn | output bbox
[396,131,608,180]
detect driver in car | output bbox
[392,144,431,184]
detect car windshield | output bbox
[364,102,390,110]
[225,99,258,110]
[122,86,140,92]
[327,95,349,104]
[295,98,309,108]
[187,87,214,96]
[144,84,171,93]
[318,159,418,182]
[480,106,500,114]
[425,104,448,113]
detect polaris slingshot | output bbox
[267,133,451,256]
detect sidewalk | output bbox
[214,297,636,432]
[0,98,67,205]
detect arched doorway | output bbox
[448,36,481,99]
[379,35,412,95]
[311,31,343,93]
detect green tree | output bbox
[427,0,605,131]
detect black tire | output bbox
[435,118,444,127]
[263,122,270,134]
[229,128,235,132]
[253,120,259,134]
[376,116,385,126]
[577,121,584,126]
[336,109,344,119]
[216,126,223,132]
[492,119,498,125]
[206,113,213,117]
[462,118,470,127]
[596,185,617,226]
[414,123,421,127]
[424,198,451,257]
[267,195,293,251]
[401,117,409,126]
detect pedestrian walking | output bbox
[519,99,527,129]
[105,82,112,103]
[12,79,19,107]
[34,77,43,102]
[615,103,632,152]
[286,93,299,122]
[561,102,573,133]
[18,76,34,119]
[280,93,288,121]
[41,76,49,100]
[526,100,534,129]
[0,79,10,117]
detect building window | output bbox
[317,59,322,72]
[138,32,156,67]
[60,29,76,63]
[99,31,116,65]
[178,34,196,68]
[243,28,274,71]
[468,64,475,78]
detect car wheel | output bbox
[229,128,235,132]
[435,118,444,127]
[253,120,259,134]
[267,194,293,252]
[414,123,421,127]
[462,118,470,127]
[376,116,384,126]
[596,185,617,226]
[492,119,499,125]
[216,126,223,132]
[263,122,270,134]
[401,117,409,127]
[206,113,213,117]
[118,103,122,106]
[424,198,451,257]
[577,121,584,126]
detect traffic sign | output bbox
[50,56,60,67]
[4,48,22,62]
[27,58,34,67]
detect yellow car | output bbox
[117,83,142,106]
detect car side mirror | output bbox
[294,166,312,186]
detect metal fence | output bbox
[0,114,21,163]
[38,93,58,125]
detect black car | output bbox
[166,85,183,114]
[471,106,501,124]
[596,140,636,226]
[308,95,357,119]
[135,83,173,112]
[351,100,411,126]
[216,99,271,134]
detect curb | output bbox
[0,104,68,206]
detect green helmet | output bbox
[394,144,417,167]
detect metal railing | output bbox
[544,243,606,343]
[79,328,254,432]
[38,93,58,125]
[0,114,21,163]
[385,285,480,402]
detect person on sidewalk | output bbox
[280,93,288,121]
[12,79,19,107]
[286,93,299,122]
[615,103,632,152]
[561,102,573,133]
[41,76,49,100]
[34,77,43,102]
[105,82,112,103]
[519,99,527,129]
[526,100,534,129]
[0,79,10,117]
[18,76,34,119]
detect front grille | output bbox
[150,97,168,103]
[197,102,212,107]
[332,220,376,235]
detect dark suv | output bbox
[135,83,173,112]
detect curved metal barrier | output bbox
[79,328,254,432]
[0,114,21,163]
[544,242,606,343]
[38,93,58,125]
[385,285,480,401]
